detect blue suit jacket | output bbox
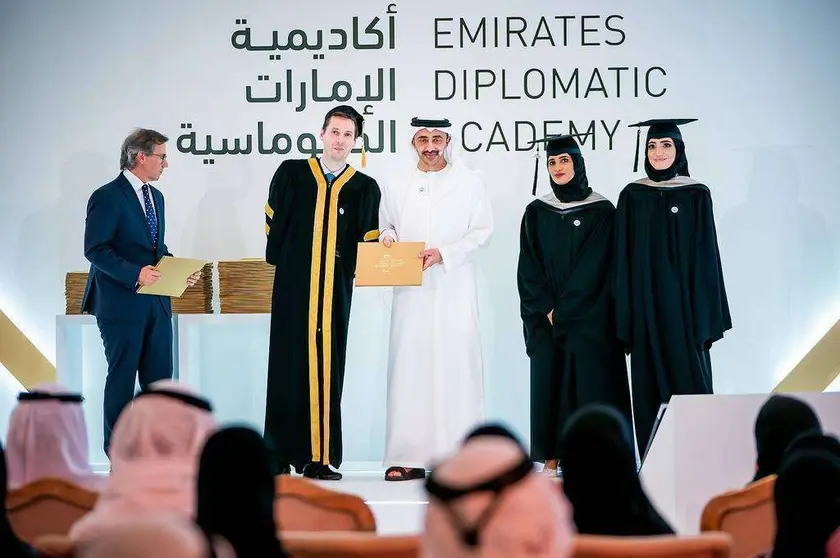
[81,173,172,320]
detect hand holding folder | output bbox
[355,241,425,287]
[136,256,208,297]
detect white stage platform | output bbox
[318,471,429,535]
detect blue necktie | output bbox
[325,172,335,185]
[141,184,158,249]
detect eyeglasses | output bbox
[147,153,167,162]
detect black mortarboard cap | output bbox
[531,134,583,156]
[410,117,452,129]
[530,134,584,195]
[628,118,697,172]
[324,105,364,138]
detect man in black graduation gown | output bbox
[614,118,732,458]
[263,105,381,480]
[517,134,631,475]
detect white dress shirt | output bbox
[122,170,157,218]
[318,157,347,178]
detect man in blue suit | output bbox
[82,128,200,456]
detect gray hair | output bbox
[120,128,169,170]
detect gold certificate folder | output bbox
[136,256,208,297]
[355,242,424,287]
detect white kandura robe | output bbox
[380,163,494,469]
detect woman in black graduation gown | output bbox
[517,134,631,476]
[613,119,732,458]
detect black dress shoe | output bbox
[302,462,343,481]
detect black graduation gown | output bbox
[518,195,631,462]
[263,158,381,469]
[613,177,731,455]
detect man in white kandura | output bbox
[379,117,494,481]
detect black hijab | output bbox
[533,134,592,202]
[559,404,674,536]
[752,395,822,482]
[771,449,840,558]
[1,440,38,558]
[196,426,287,558]
[644,122,690,182]
[784,431,840,459]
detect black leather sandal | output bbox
[384,466,426,481]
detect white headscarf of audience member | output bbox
[69,380,217,542]
[76,517,234,558]
[421,424,575,558]
[5,382,105,491]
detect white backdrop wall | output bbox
[1,0,839,445]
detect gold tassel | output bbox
[361,146,367,168]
